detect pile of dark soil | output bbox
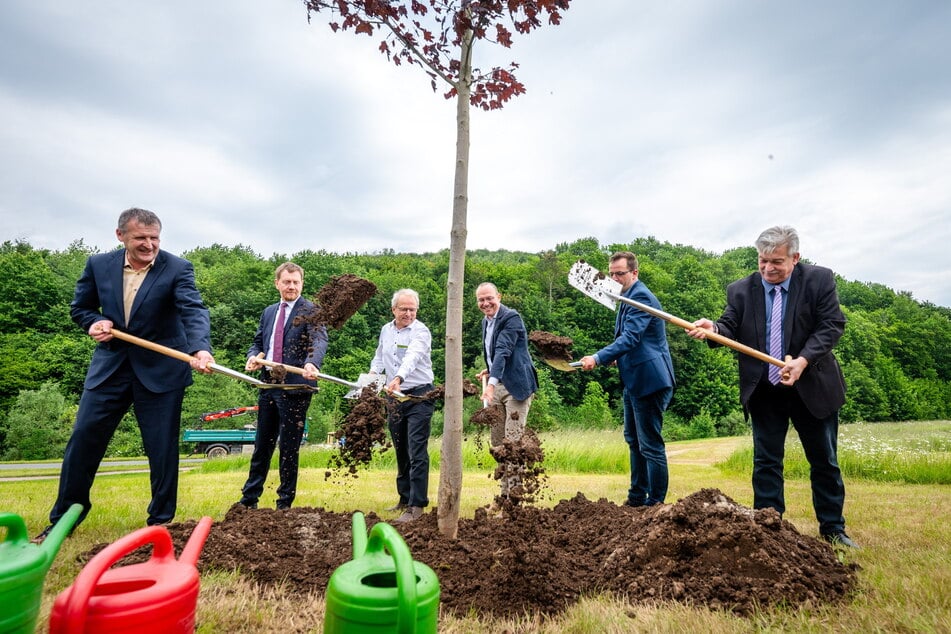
[92,489,857,619]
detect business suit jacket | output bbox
[595,280,676,398]
[248,298,328,386]
[70,249,212,393]
[715,262,846,419]
[482,304,538,401]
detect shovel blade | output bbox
[344,373,384,399]
[568,261,622,310]
[543,358,582,372]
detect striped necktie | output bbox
[768,288,783,384]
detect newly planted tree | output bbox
[303,0,571,537]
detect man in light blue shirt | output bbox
[369,288,435,523]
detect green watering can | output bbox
[324,513,440,633]
[0,503,83,633]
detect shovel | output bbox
[108,329,314,391]
[568,260,786,369]
[252,354,424,402]
[542,359,582,372]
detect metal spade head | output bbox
[344,373,385,399]
[567,260,623,310]
[542,358,583,372]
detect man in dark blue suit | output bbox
[689,226,857,548]
[475,282,539,503]
[239,262,328,510]
[36,208,214,541]
[581,251,676,507]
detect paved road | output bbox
[0,458,205,481]
[0,459,205,470]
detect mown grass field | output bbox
[2,421,949,633]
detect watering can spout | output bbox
[39,504,84,566]
[179,516,213,567]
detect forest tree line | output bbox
[1,236,949,460]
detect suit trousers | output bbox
[487,383,533,497]
[622,385,672,506]
[241,389,312,509]
[387,385,435,508]
[747,379,847,534]
[52,361,184,527]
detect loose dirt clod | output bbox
[529,330,574,362]
[325,388,389,478]
[470,403,505,428]
[488,427,548,506]
[301,273,377,330]
[93,488,857,620]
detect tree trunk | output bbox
[436,27,474,540]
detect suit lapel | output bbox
[784,266,803,343]
[751,274,768,352]
[110,251,126,325]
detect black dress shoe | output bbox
[823,532,860,549]
[385,502,408,512]
[276,502,291,510]
[237,500,258,509]
[31,525,54,545]
[623,500,645,508]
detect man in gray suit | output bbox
[580,251,676,507]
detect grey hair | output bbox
[391,288,420,308]
[117,207,162,233]
[755,226,799,255]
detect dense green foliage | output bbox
[1,237,949,459]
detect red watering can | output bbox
[48,516,213,634]
[0,504,82,633]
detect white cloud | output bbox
[1,0,949,305]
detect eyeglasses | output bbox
[608,270,631,278]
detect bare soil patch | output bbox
[84,489,857,619]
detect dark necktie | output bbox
[273,302,287,363]
[768,288,783,384]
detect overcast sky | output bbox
[2,1,950,307]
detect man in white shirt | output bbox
[369,288,435,524]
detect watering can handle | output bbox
[366,522,418,634]
[0,512,28,544]
[59,525,176,633]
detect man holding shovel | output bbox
[238,262,328,511]
[35,207,215,542]
[369,289,435,524]
[687,226,857,549]
[475,282,539,507]
[579,252,675,508]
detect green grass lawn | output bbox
[1,422,948,633]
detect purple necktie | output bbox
[768,288,783,384]
[273,302,287,363]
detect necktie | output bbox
[768,288,783,384]
[273,302,287,363]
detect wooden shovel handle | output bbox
[610,293,786,368]
[253,352,309,377]
[109,328,195,363]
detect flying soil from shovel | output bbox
[528,330,580,371]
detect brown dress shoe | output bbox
[392,506,422,524]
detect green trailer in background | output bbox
[182,406,310,458]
